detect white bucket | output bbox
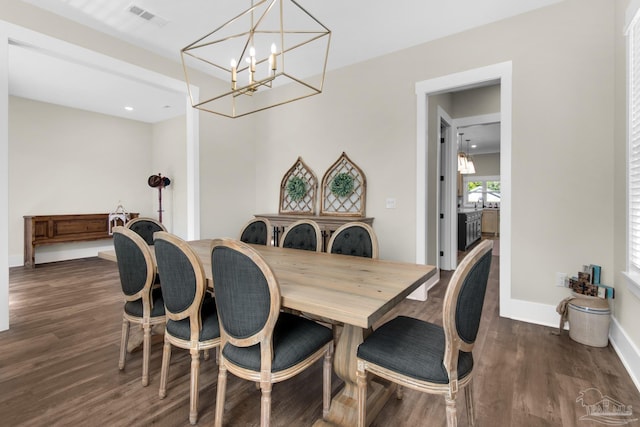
[568,297,610,347]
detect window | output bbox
[625,3,640,296]
[463,175,500,208]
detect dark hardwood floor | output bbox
[2,247,639,426]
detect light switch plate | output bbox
[386,198,396,209]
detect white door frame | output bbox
[415,61,512,317]
[437,107,456,271]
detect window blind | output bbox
[630,11,640,272]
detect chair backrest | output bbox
[210,239,280,353]
[113,226,156,307]
[327,222,378,259]
[126,217,167,245]
[239,217,272,246]
[442,239,493,373]
[279,219,322,252]
[154,231,207,340]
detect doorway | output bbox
[415,61,512,317]
[0,21,201,331]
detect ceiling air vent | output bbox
[126,4,168,27]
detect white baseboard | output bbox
[609,316,640,393]
[502,298,561,329]
[502,298,640,393]
[407,270,440,301]
[9,244,114,268]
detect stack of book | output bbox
[568,264,615,299]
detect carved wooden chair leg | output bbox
[356,363,368,427]
[323,345,333,418]
[445,396,458,427]
[158,340,172,398]
[142,323,151,386]
[465,380,476,427]
[260,382,272,427]
[214,364,227,427]
[189,350,200,425]
[118,318,129,370]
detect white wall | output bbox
[151,115,187,236]
[471,154,500,176]
[197,112,257,240]
[451,85,501,118]
[253,48,422,262]
[8,96,154,265]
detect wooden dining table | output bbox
[99,240,436,426]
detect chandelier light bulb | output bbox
[270,43,277,73]
[230,58,237,89]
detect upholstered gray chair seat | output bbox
[124,287,165,318]
[222,312,332,373]
[166,296,220,341]
[357,315,473,384]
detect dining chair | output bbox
[210,238,334,427]
[279,219,322,252]
[112,226,166,387]
[355,239,493,427]
[125,217,166,245]
[327,222,378,259]
[239,217,273,246]
[154,231,221,425]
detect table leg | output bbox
[314,324,395,427]
[127,324,165,353]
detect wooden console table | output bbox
[24,213,138,268]
[255,213,374,250]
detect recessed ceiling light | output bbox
[124,106,134,111]
[471,144,477,148]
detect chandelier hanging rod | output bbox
[182,4,262,51]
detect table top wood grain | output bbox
[100,240,436,329]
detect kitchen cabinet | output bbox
[458,210,482,251]
[482,209,500,236]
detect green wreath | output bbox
[330,173,354,198]
[286,176,307,202]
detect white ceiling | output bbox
[459,123,501,155]
[8,41,186,123]
[11,0,562,123]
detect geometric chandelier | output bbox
[181,0,331,118]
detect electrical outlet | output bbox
[556,272,568,287]
[385,198,396,209]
